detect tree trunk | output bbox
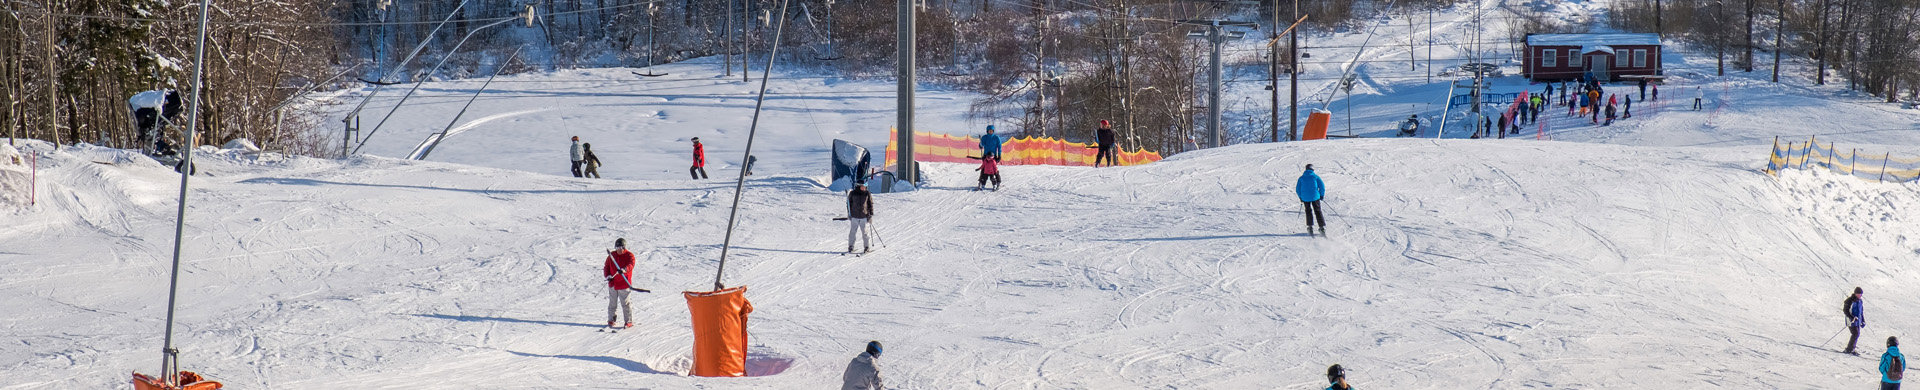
[1744,0,1753,72]
[1771,0,1782,82]
[1816,0,1828,84]
[1840,0,1855,90]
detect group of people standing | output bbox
[1556,77,1653,128]
[566,136,713,179]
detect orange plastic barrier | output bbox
[133,371,222,390]
[883,128,1164,168]
[685,286,754,377]
[1302,111,1331,140]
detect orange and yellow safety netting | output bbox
[883,128,1163,168]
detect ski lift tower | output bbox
[1180,19,1254,148]
[894,0,916,183]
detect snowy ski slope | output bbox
[5,134,1918,388]
[8,0,1920,387]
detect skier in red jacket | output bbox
[604,238,638,329]
[690,137,708,179]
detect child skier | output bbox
[971,155,1001,191]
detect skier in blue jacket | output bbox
[980,125,1004,161]
[1848,287,1867,354]
[1883,336,1905,389]
[1297,164,1327,235]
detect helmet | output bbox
[986,125,996,132]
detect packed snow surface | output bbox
[6,128,1920,388]
[10,0,1920,387]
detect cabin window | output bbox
[1616,51,1630,67]
[1633,49,1648,67]
[1570,51,1583,67]
[1543,49,1557,67]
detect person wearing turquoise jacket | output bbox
[1882,336,1905,390]
[1297,164,1327,236]
[1324,364,1353,390]
[980,125,1004,161]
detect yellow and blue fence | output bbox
[1766,136,1920,183]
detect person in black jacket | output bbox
[581,143,603,178]
[847,184,874,253]
[1093,120,1119,167]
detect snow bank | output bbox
[1777,169,1920,261]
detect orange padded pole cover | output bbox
[685,286,754,377]
[1303,110,1332,140]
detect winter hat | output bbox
[1100,120,1111,127]
[985,125,996,132]
[866,340,883,357]
[583,143,592,150]
[572,136,580,141]
[1891,336,1900,347]
[1305,164,1314,171]
[1856,287,1865,295]
[1326,364,1344,381]
[615,238,627,249]
[691,137,700,142]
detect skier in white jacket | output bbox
[569,136,585,177]
[842,341,883,390]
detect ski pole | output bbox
[867,219,886,248]
[1822,327,1847,348]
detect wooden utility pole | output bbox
[1122,0,1134,150]
[1288,0,1298,142]
[1270,0,1279,142]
